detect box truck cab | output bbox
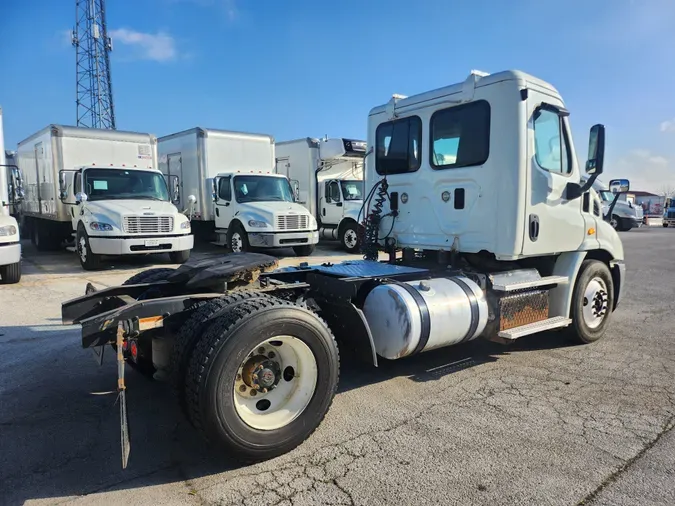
[17,126,193,270]
[0,107,21,284]
[212,170,319,256]
[276,137,366,253]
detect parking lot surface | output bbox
[1,231,674,506]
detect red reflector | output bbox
[130,341,138,358]
[122,340,128,351]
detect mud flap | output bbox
[116,322,130,469]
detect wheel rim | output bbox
[344,229,358,249]
[78,236,87,263]
[231,232,243,252]
[582,277,609,329]
[610,217,618,229]
[233,335,318,430]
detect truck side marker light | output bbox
[588,228,596,235]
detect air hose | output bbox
[359,178,389,261]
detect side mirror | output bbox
[75,192,88,204]
[168,175,180,203]
[291,180,300,202]
[585,124,605,175]
[58,170,68,201]
[609,179,630,194]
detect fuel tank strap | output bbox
[389,281,431,355]
[451,277,480,343]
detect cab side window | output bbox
[534,108,571,174]
[325,181,341,203]
[218,176,231,201]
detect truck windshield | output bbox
[83,168,169,202]
[233,175,294,203]
[340,180,363,200]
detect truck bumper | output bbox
[88,234,194,255]
[0,242,21,266]
[664,219,675,227]
[248,230,319,248]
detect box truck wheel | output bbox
[339,221,360,253]
[228,223,249,253]
[169,249,191,264]
[568,260,614,344]
[31,221,59,251]
[185,298,339,462]
[0,262,21,284]
[76,225,103,271]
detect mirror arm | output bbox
[605,193,622,222]
[566,172,598,201]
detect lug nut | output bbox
[239,385,247,392]
[250,390,257,396]
[236,373,242,380]
[257,347,265,354]
[268,351,276,359]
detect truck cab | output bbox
[59,165,194,270]
[212,171,318,256]
[663,198,675,227]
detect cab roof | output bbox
[368,69,560,117]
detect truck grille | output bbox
[276,214,309,230]
[668,211,675,219]
[123,216,174,234]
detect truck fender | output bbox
[548,251,587,319]
[315,298,378,367]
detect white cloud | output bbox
[660,119,675,133]
[109,28,177,62]
[611,149,674,194]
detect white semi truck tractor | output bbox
[62,69,627,468]
[157,127,319,256]
[0,106,22,284]
[276,137,366,252]
[16,125,194,270]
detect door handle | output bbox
[529,214,540,242]
[216,208,220,217]
[322,208,326,216]
[225,202,230,207]
[336,202,343,207]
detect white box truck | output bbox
[16,125,193,270]
[0,106,22,284]
[157,127,319,256]
[276,137,366,253]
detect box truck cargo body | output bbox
[276,137,365,252]
[16,125,193,270]
[158,128,318,256]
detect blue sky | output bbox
[1,0,674,192]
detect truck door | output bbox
[322,180,343,226]
[522,94,586,255]
[214,176,234,230]
[167,153,183,207]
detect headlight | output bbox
[248,220,269,228]
[89,222,113,231]
[180,221,191,230]
[0,225,17,236]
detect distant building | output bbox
[620,191,664,215]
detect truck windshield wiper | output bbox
[134,196,166,201]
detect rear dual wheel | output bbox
[185,297,340,462]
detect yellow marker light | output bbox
[588,228,596,235]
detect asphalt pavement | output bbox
[0,230,674,506]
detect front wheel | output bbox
[610,215,620,230]
[169,249,191,264]
[228,223,249,253]
[0,262,21,284]
[664,223,669,228]
[185,298,340,462]
[76,227,103,271]
[293,244,315,257]
[340,222,360,253]
[568,260,614,344]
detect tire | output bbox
[76,226,103,271]
[169,249,191,264]
[610,215,620,231]
[32,221,60,252]
[0,262,21,284]
[122,267,176,285]
[171,291,275,418]
[568,259,614,344]
[293,244,316,257]
[663,223,669,228]
[228,222,249,253]
[185,297,340,462]
[339,221,360,253]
